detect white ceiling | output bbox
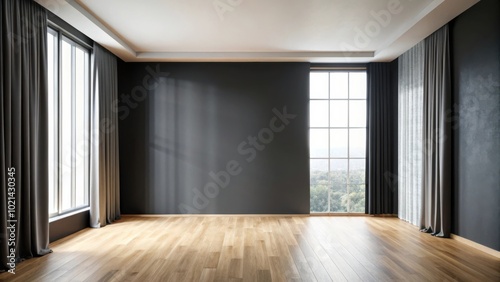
[36,0,479,62]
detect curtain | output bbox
[366,63,397,214]
[0,0,51,272]
[398,25,451,237]
[398,42,424,225]
[90,43,120,228]
[420,25,451,237]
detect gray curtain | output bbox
[90,43,120,228]
[420,25,451,237]
[366,63,397,214]
[0,0,51,271]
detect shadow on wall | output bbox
[118,63,311,214]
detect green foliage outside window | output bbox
[310,169,365,213]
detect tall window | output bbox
[309,71,367,213]
[47,27,90,217]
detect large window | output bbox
[47,27,90,217]
[309,71,367,213]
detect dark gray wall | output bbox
[118,63,310,214]
[49,210,89,243]
[450,0,500,251]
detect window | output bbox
[47,27,90,216]
[309,71,367,213]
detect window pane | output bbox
[349,129,366,158]
[310,159,328,176]
[330,184,347,212]
[330,100,348,127]
[330,129,348,158]
[349,159,365,184]
[330,72,348,99]
[349,72,367,99]
[310,160,328,212]
[61,40,72,211]
[330,159,347,185]
[75,48,86,207]
[309,100,329,127]
[310,73,329,99]
[83,51,89,206]
[310,129,329,158]
[47,30,58,214]
[330,159,347,212]
[349,100,366,127]
[348,185,365,212]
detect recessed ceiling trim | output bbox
[136,51,375,60]
[67,0,136,56]
[36,0,479,63]
[375,0,444,56]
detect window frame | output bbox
[47,24,92,218]
[309,69,367,214]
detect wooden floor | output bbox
[1,216,499,282]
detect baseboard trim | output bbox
[310,213,370,216]
[121,214,310,217]
[451,233,500,259]
[370,214,398,217]
[122,213,396,217]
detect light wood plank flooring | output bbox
[1,216,499,281]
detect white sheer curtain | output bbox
[398,42,424,225]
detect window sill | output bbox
[310,212,367,216]
[49,207,90,223]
